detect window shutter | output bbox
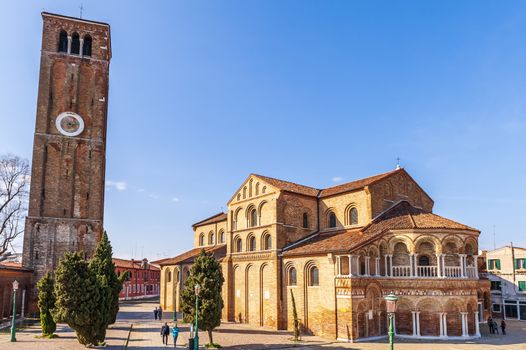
[496,259,501,270]
[519,281,526,292]
[516,259,522,270]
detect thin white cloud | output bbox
[137,188,145,192]
[171,197,180,202]
[106,181,127,191]
[148,193,159,199]
[332,176,344,183]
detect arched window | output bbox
[248,236,256,251]
[249,208,257,227]
[219,230,225,243]
[289,267,297,286]
[350,207,358,225]
[328,212,337,228]
[234,236,242,252]
[418,255,430,266]
[309,266,319,286]
[199,233,205,246]
[255,182,259,195]
[58,30,68,52]
[71,32,80,55]
[302,213,309,228]
[209,232,215,245]
[263,234,272,250]
[243,187,247,199]
[262,186,267,194]
[82,35,92,56]
[167,271,172,283]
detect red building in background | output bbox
[113,258,160,300]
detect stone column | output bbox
[67,35,72,54]
[21,289,26,318]
[416,312,421,336]
[410,254,415,277]
[474,311,480,337]
[473,255,479,279]
[437,254,442,278]
[79,38,84,57]
[389,255,394,276]
[384,255,389,276]
[411,311,418,336]
[365,256,370,276]
[336,255,341,276]
[439,312,444,337]
[349,255,355,276]
[375,257,380,276]
[461,312,468,337]
[414,254,419,277]
[441,313,448,337]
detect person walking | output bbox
[171,322,180,347]
[154,307,158,320]
[501,319,507,335]
[158,306,163,320]
[160,322,170,345]
[488,316,494,334]
[493,320,499,334]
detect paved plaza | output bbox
[1,299,525,349]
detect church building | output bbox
[157,168,491,341]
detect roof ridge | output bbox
[252,174,320,191]
[322,169,400,191]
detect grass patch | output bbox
[35,333,59,339]
[205,343,222,349]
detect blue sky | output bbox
[1,1,525,260]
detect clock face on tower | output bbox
[55,111,85,137]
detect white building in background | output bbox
[483,245,526,320]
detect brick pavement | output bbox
[1,300,526,349]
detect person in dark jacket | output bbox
[488,317,494,334]
[154,307,158,320]
[501,319,507,335]
[493,320,499,334]
[160,322,170,345]
[158,306,163,320]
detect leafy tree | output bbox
[37,272,56,336]
[90,232,123,325]
[53,252,102,345]
[181,250,224,346]
[290,290,300,341]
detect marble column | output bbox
[461,312,468,337]
[412,311,418,336]
[389,255,394,276]
[384,255,389,276]
[474,311,480,337]
[436,253,442,277]
[375,257,380,276]
[459,254,466,278]
[410,254,415,277]
[365,256,370,276]
[474,255,479,279]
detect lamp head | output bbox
[384,291,398,313]
[195,283,201,296]
[12,280,19,291]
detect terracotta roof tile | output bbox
[282,201,478,256]
[155,244,227,266]
[112,258,159,270]
[192,213,227,228]
[319,169,400,198]
[252,174,320,197]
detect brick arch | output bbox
[387,235,414,254]
[344,203,359,226]
[395,298,414,335]
[414,235,441,253]
[463,237,478,254]
[466,299,478,336]
[416,298,441,336]
[258,201,269,226]
[444,298,464,336]
[441,235,463,253]
[260,231,271,250]
[356,301,368,338]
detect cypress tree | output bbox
[53,252,101,345]
[37,271,56,336]
[181,250,224,346]
[90,232,122,326]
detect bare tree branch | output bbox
[0,154,29,260]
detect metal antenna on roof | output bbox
[396,157,401,170]
[79,4,84,19]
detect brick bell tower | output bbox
[22,12,111,287]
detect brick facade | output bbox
[22,12,111,297]
[113,258,160,300]
[159,168,490,342]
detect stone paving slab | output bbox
[2,300,526,349]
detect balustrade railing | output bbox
[466,266,477,278]
[444,266,462,278]
[392,265,411,277]
[416,265,437,277]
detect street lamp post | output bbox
[194,284,201,349]
[10,280,19,342]
[384,292,398,350]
